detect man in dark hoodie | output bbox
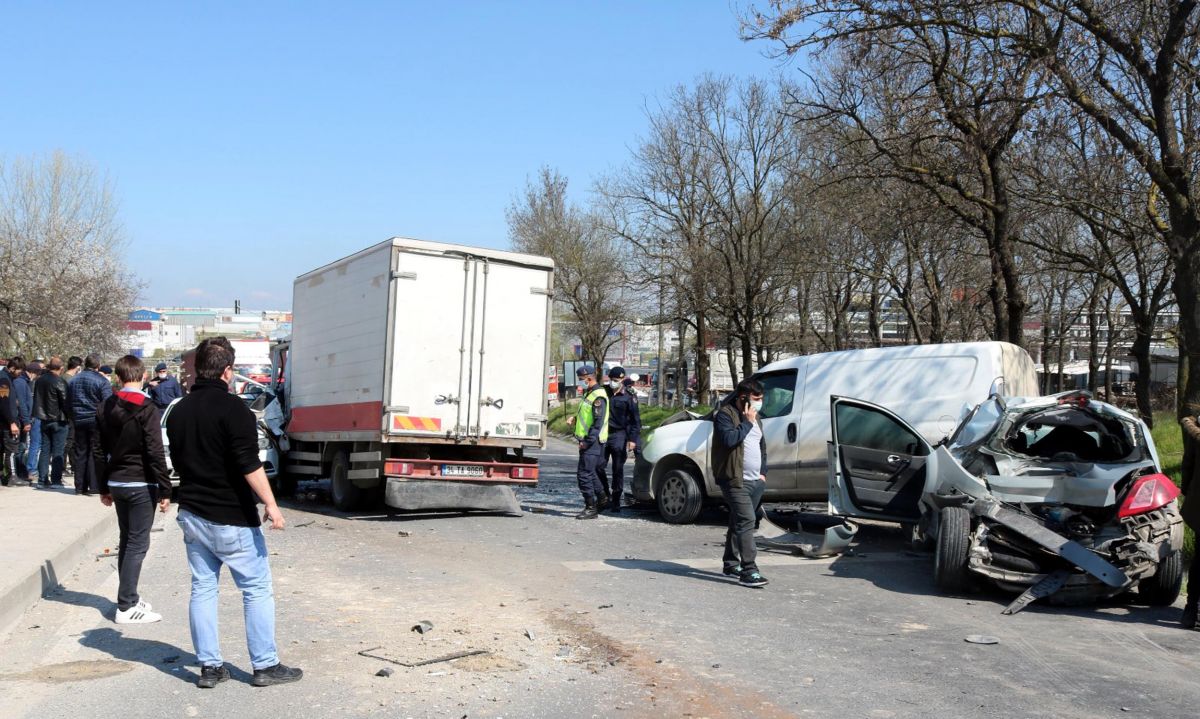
[94,354,172,624]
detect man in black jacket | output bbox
[167,336,301,689]
[33,356,72,487]
[95,355,172,623]
[712,378,769,588]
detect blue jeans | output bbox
[38,420,69,484]
[25,418,40,477]
[177,509,279,670]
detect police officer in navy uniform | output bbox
[596,366,641,513]
[566,365,609,520]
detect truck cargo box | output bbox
[285,237,554,450]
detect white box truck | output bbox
[275,237,554,512]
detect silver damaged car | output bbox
[828,391,1184,613]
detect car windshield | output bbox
[949,397,1005,449]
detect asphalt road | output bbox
[1,436,1197,719]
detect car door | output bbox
[828,396,934,522]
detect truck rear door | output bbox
[386,248,474,438]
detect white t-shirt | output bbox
[742,421,763,484]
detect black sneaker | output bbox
[197,664,230,688]
[739,571,769,588]
[722,564,742,578]
[251,663,303,687]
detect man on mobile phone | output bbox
[712,378,768,588]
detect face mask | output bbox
[750,399,764,412]
[158,372,168,379]
[609,380,620,389]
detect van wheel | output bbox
[329,450,362,511]
[1138,548,1183,606]
[657,468,703,525]
[934,506,972,593]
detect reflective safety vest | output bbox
[574,385,610,443]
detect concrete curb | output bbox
[0,509,119,639]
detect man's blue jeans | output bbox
[38,420,69,484]
[177,509,279,670]
[25,418,41,477]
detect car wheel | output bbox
[329,450,362,511]
[1138,548,1183,606]
[934,506,972,593]
[656,467,703,525]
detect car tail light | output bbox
[1118,473,1180,518]
[510,466,538,480]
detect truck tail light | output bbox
[1118,473,1179,518]
[510,466,538,480]
[393,462,414,476]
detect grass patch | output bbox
[1152,413,1193,563]
[548,400,712,437]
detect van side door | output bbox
[752,369,801,492]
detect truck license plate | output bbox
[442,464,485,477]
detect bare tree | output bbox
[507,167,624,371]
[0,151,139,356]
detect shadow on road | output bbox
[600,558,737,586]
[78,627,238,685]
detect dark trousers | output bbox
[38,420,69,485]
[576,445,606,503]
[112,485,156,610]
[73,423,100,493]
[64,420,76,473]
[596,431,627,503]
[14,426,31,479]
[2,431,19,484]
[719,480,765,574]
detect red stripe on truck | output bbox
[289,401,383,433]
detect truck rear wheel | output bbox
[330,450,363,511]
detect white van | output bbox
[632,341,1039,523]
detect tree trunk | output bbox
[1087,288,1100,393]
[695,311,710,406]
[740,332,754,384]
[1130,326,1155,428]
[868,282,882,347]
[1173,243,1200,423]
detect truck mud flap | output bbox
[974,498,1128,589]
[385,479,522,516]
[755,514,858,558]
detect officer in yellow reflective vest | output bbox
[566,365,609,520]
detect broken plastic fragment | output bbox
[964,635,1000,645]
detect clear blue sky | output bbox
[2,2,787,309]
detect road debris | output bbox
[375,667,394,677]
[598,604,613,609]
[524,629,535,641]
[357,646,489,668]
[294,520,315,528]
[397,530,411,537]
[412,620,434,634]
[964,635,1000,645]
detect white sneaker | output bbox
[136,599,153,612]
[115,605,162,624]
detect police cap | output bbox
[576,365,595,378]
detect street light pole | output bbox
[656,251,664,407]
